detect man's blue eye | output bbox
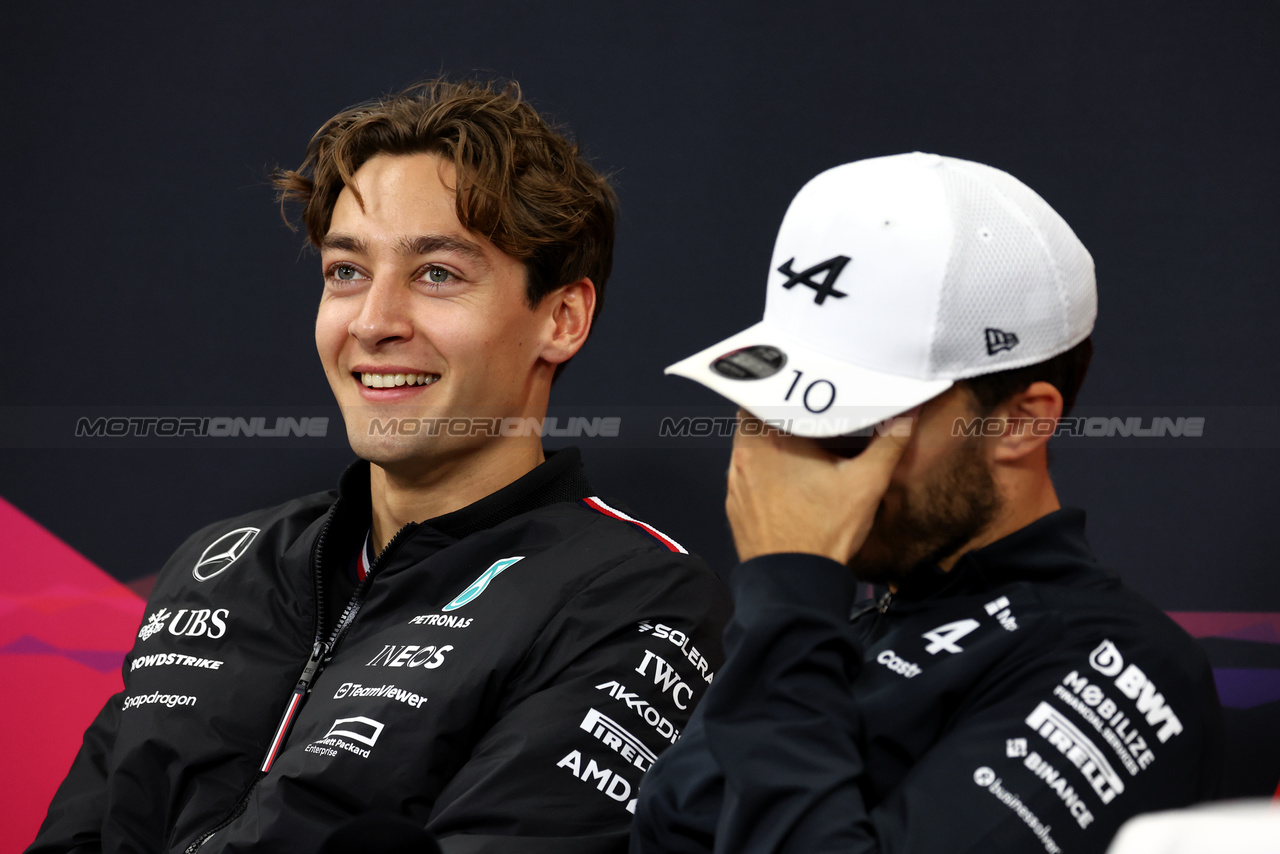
[426,267,450,284]
[335,265,359,280]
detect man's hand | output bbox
[726,410,914,564]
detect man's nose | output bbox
[350,277,413,347]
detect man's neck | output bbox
[936,460,1061,573]
[368,438,546,552]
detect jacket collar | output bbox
[335,447,593,542]
[895,508,1101,601]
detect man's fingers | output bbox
[839,410,917,486]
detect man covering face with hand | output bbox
[632,153,1223,854]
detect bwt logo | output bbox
[1088,640,1184,743]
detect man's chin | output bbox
[345,429,439,469]
[848,536,911,586]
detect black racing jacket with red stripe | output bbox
[30,448,731,854]
[631,509,1225,854]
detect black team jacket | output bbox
[631,509,1224,854]
[31,449,731,854]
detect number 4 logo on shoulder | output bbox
[922,619,980,655]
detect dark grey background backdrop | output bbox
[3,1,1277,795]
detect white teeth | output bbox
[360,372,438,388]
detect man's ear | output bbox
[991,381,1064,462]
[539,278,596,365]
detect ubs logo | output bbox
[193,527,260,581]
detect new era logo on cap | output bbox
[666,152,1096,437]
[985,328,1020,355]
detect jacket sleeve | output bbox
[25,691,121,854]
[426,549,733,854]
[634,554,1222,854]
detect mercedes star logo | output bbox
[193,527,261,582]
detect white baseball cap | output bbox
[665,152,1097,438]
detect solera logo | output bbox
[193,528,260,581]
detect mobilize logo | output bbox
[137,608,230,641]
[442,556,524,611]
[193,527,260,581]
[305,716,385,760]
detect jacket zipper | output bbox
[183,504,416,852]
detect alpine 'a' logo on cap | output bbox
[778,255,851,305]
[984,328,1020,355]
[443,556,525,611]
[711,345,787,380]
[193,527,260,581]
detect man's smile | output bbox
[358,371,441,388]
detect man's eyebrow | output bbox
[400,234,489,267]
[319,233,369,254]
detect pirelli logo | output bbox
[580,708,658,771]
[1025,702,1125,805]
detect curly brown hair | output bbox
[274,79,617,319]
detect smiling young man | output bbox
[29,80,730,854]
[633,153,1224,854]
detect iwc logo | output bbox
[193,527,260,581]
